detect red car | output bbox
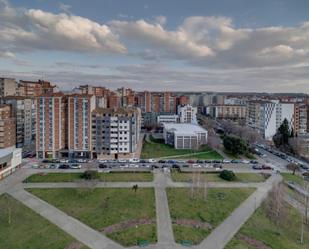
[262,165,273,170]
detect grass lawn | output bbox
[141,136,223,159]
[170,150,223,160]
[171,172,268,183]
[27,188,156,246]
[25,172,153,183]
[225,203,309,249]
[0,194,89,249]
[167,188,255,245]
[281,173,305,186]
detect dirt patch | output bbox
[237,234,271,249]
[65,241,83,249]
[173,219,212,230]
[102,218,155,234]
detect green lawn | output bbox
[167,188,255,244]
[171,172,268,183]
[0,194,89,249]
[27,188,156,246]
[141,136,223,159]
[25,172,153,183]
[225,203,309,249]
[281,173,305,186]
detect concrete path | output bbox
[196,174,282,249]
[8,188,123,249]
[154,170,177,248]
[22,181,154,189]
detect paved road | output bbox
[9,188,123,249]
[197,174,282,249]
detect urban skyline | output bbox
[1,0,309,93]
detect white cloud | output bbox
[110,19,214,59]
[155,15,166,25]
[0,1,126,55]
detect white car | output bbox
[98,159,107,163]
[129,164,138,168]
[118,159,127,163]
[70,164,82,169]
[148,158,157,163]
[60,159,68,163]
[32,163,39,169]
[192,164,201,168]
[129,158,140,163]
[223,159,231,163]
[242,160,250,164]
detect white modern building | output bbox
[0,147,22,180]
[246,100,295,140]
[157,114,179,125]
[178,105,197,124]
[163,123,207,150]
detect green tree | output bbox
[223,135,248,155]
[274,118,290,147]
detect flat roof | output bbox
[163,123,207,135]
[0,146,15,158]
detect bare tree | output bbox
[286,163,300,175]
[264,183,287,227]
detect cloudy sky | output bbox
[1,0,309,92]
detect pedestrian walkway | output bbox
[197,174,282,249]
[153,170,176,248]
[8,188,123,249]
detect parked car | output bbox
[167,160,176,164]
[98,164,108,169]
[139,159,147,163]
[262,165,273,170]
[171,164,180,169]
[250,160,258,164]
[187,160,195,164]
[70,164,82,169]
[223,159,231,163]
[197,160,204,164]
[98,159,107,163]
[148,158,157,163]
[32,163,39,169]
[158,160,166,163]
[42,159,50,163]
[58,164,70,169]
[129,158,140,163]
[49,164,57,169]
[192,164,201,168]
[118,159,127,163]
[252,165,262,170]
[60,159,69,163]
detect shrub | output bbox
[81,170,99,180]
[219,170,236,181]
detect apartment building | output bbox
[19,80,56,97]
[0,78,17,97]
[208,105,246,119]
[92,107,141,159]
[246,100,295,140]
[67,94,96,158]
[178,105,197,124]
[294,103,308,136]
[0,105,16,149]
[36,93,66,159]
[1,97,36,150]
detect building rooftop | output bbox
[92,107,139,116]
[0,146,15,158]
[163,123,207,135]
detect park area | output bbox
[25,171,153,183]
[225,201,309,249]
[140,135,223,159]
[171,171,269,183]
[0,194,89,249]
[27,188,157,246]
[166,188,255,245]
